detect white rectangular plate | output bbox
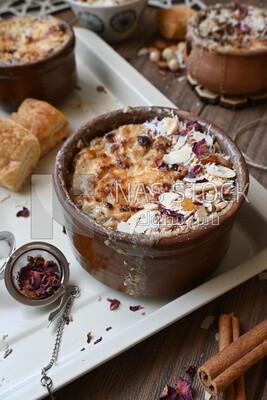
[0,28,267,400]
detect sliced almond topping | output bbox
[158,192,180,209]
[163,117,179,135]
[206,163,236,178]
[163,145,192,165]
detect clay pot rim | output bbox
[54,106,249,248]
[0,17,75,71]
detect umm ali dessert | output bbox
[70,113,237,237]
[0,16,77,111]
[188,3,267,52]
[0,16,72,65]
[186,3,267,95]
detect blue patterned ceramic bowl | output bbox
[66,0,147,43]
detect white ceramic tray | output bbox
[0,28,267,400]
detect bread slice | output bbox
[156,4,196,41]
[11,98,69,157]
[0,118,40,191]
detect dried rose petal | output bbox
[129,305,144,312]
[107,297,121,310]
[160,384,178,400]
[175,378,193,400]
[17,255,61,299]
[187,164,203,178]
[192,139,207,156]
[16,206,30,218]
[159,207,184,220]
[186,121,201,131]
[185,366,196,379]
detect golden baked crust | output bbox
[156,5,196,41]
[0,118,40,191]
[70,116,237,235]
[11,98,69,157]
[0,16,71,66]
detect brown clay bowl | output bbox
[186,7,267,95]
[0,17,77,111]
[54,107,249,297]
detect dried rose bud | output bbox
[107,297,121,310]
[16,206,30,218]
[185,366,196,379]
[174,378,193,400]
[129,305,144,312]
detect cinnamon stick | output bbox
[198,319,267,396]
[232,317,246,400]
[219,315,235,400]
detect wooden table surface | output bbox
[46,1,267,399]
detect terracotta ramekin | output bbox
[54,107,249,297]
[0,18,77,111]
[186,13,267,95]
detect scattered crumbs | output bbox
[80,347,85,351]
[14,200,26,207]
[185,366,196,379]
[215,332,220,341]
[96,85,106,94]
[258,271,267,280]
[64,315,73,325]
[3,348,12,359]
[137,47,148,56]
[106,326,112,331]
[16,206,30,218]
[200,315,215,329]
[86,332,93,343]
[129,305,144,312]
[141,312,146,316]
[0,193,10,203]
[204,391,212,400]
[62,226,66,234]
[107,297,121,310]
[93,336,102,345]
[1,335,8,341]
[123,106,131,113]
[178,76,186,83]
[97,295,102,302]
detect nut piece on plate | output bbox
[11,98,69,157]
[0,119,40,191]
[156,4,196,41]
